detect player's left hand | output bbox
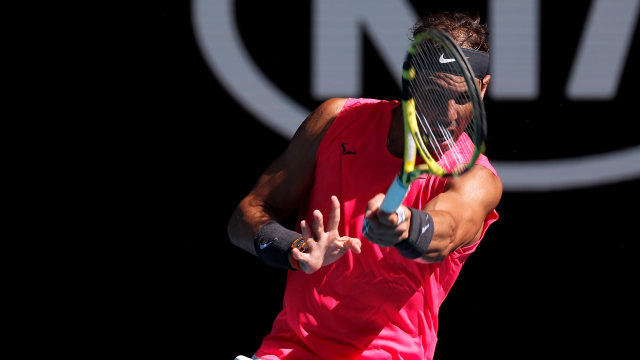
[291,196,362,274]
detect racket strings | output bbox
[409,41,479,174]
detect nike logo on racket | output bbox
[439,54,456,63]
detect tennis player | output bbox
[228,12,502,360]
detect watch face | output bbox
[292,237,309,253]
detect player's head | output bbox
[409,12,490,158]
[411,12,491,93]
[411,12,489,52]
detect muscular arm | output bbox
[418,165,502,262]
[227,98,348,255]
[365,165,502,262]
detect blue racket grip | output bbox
[379,175,410,213]
[362,176,410,237]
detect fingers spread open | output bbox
[326,195,340,232]
[312,209,325,239]
[344,236,362,254]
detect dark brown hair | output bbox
[411,12,489,52]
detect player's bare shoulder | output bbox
[290,98,348,148]
[296,98,347,139]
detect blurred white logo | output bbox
[439,54,456,63]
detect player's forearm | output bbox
[414,210,456,263]
[227,197,279,256]
[415,208,486,263]
[389,207,458,264]
[416,166,501,263]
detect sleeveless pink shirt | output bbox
[256,98,499,360]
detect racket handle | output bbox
[380,175,410,213]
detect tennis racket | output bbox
[379,29,487,214]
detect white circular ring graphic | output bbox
[192,0,640,191]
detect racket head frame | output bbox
[399,29,487,187]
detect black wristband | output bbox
[395,208,434,259]
[253,221,302,270]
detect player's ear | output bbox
[479,74,491,98]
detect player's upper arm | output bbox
[228,98,347,254]
[250,98,346,214]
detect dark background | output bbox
[151,1,639,359]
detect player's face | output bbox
[416,72,477,155]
